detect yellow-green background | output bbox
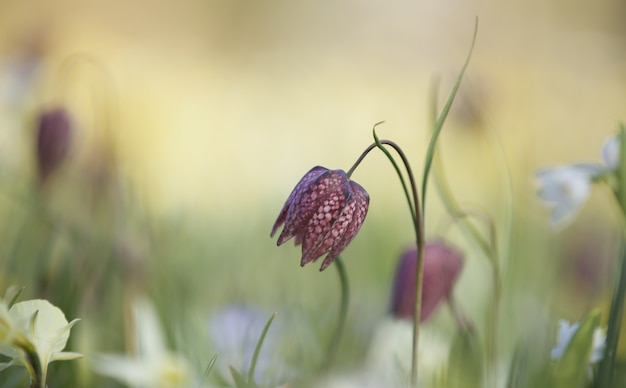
[0,0,624,386]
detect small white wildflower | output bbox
[535,165,599,225]
[551,319,606,363]
[94,298,192,388]
[315,319,450,388]
[536,134,621,225]
[209,306,293,385]
[0,299,81,384]
[602,135,620,170]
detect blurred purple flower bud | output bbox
[36,107,72,183]
[271,166,369,271]
[389,241,464,322]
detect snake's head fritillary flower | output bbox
[389,241,464,322]
[271,166,370,271]
[36,107,72,183]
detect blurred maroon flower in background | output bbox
[390,241,464,321]
[36,107,72,183]
[271,166,369,271]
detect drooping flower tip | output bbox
[36,107,72,183]
[389,241,464,322]
[271,166,370,271]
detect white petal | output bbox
[50,351,83,362]
[133,299,167,359]
[93,355,153,386]
[551,320,578,360]
[536,166,593,224]
[8,300,75,369]
[602,135,620,170]
[590,327,607,363]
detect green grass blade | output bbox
[4,286,24,308]
[596,124,626,388]
[230,366,251,388]
[247,312,276,384]
[421,18,478,217]
[201,354,218,382]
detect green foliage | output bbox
[547,310,601,388]
[447,328,484,388]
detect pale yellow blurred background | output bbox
[0,2,625,385]
[1,0,624,219]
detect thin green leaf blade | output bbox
[230,366,251,388]
[247,312,276,384]
[421,18,478,216]
[202,354,218,382]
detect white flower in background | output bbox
[316,319,450,388]
[551,319,606,363]
[536,135,620,225]
[0,299,81,386]
[602,135,620,170]
[94,299,193,388]
[536,165,598,225]
[208,305,292,386]
[0,299,32,358]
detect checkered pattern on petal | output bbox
[299,171,350,265]
[319,181,369,271]
[271,166,370,271]
[270,166,328,240]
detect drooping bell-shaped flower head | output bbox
[389,241,464,322]
[271,166,369,271]
[35,107,72,183]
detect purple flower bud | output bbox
[389,241,464,322]
[36,107,72,183]
[271,166,369,271]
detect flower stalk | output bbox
[370,133,424,386]
[322,256,349,371]
[596,124,626,387]
[270,20,477,387]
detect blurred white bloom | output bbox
[536,134,621,225]
[0,299,81,384]
[209,306,293,386]
[602,135,620,170]
[0,299,31,357]
[551,319,606,363]
[317,319,450,388]
[94,299,193,388]
[536,165,598,225]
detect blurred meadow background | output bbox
[0,0,626,387]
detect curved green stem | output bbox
[347,132,418,226]
[348,131,424,386]
[346,122,384,178]
[25,348,43,388]
[373,135,419,226]
[370,132,424,387]
[596,236,626,388]
[596,124,626,387]
[323,256,350,371]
